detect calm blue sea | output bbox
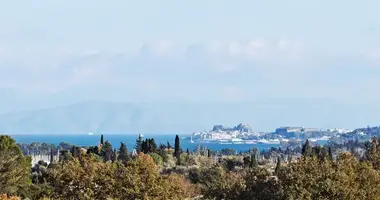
[10,134,280,152]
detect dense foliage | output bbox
[0,136,31,196]
[3,134,380,199]
[45,153,198,199]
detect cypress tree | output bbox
[102,141,113,162]
[142,140,147,153]
[50,149,54,163]
[145,139,149,152]
[186,148,190,155]
[100,134,104,145]
[208,149,211,157]
[328,146,333,160]
[112,148,117,162]
[135,134,143,153]
[71,145,79,157]
[275,156,281,175]
[146,138,150,151]
[143,139,149,153]
[174,135,181,165]
[320,147,329,161]
[150,138,157,153]
[118,142,129,162]
[86,146,93,155]
[250,152,258,168]
[302,139,312,157]
[312,146,322,157]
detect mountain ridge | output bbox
[0,101,254,134]
[0,99,378,134]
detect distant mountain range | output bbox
[0,101,256,134]
[0,99,379,134]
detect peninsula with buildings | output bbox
[191,123,378,146]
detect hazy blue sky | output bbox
[0,1,380,129]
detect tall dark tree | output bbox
[226,159,236,171]
[207,149,211,157]
[249,153,258,168]
[118,142,129,163]
[94,146,100,155]
[275,156,281,175]
[328,146,333,160]
[71,145,81,158]
[174,135,181,165]
[59,149,72,162]
[87,146,100,155]
[145,139,150,153]
[112,148,117,162]
[101,141,113,162]
[100,134,104,145]
[149,138,157,153]
[142,140,147,153]
[186,148,190,155]
[312,146,322,157]
[138,138,159,154]
[135,134,143,153]
[243,156,251,168]
[320,147,329,161]
[301,139,312,157]
[50,149,55,164]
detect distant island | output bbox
[191,123,378,146]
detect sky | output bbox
[1,0,380,129]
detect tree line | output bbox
[3,135,380,199]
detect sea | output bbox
[10,134,280,152]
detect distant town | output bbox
[191,123,378,146]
